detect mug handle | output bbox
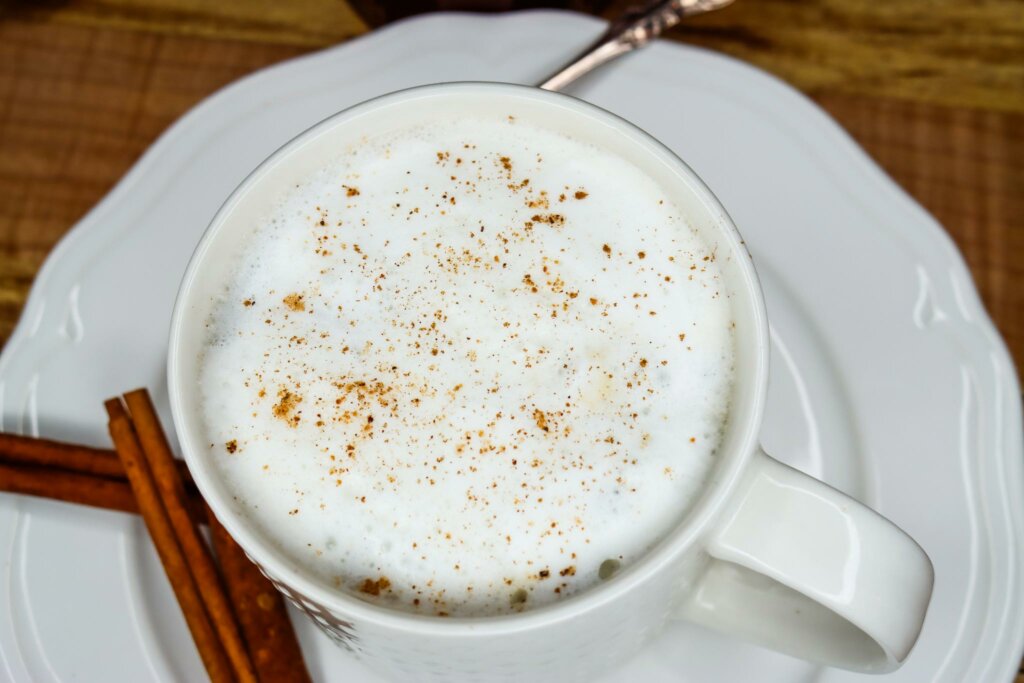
[677,449,934,673]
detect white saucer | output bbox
[1,11,1021,682]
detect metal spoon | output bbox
[538,0,735,92]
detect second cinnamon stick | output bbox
[105,398,234,683]
[208,506,313,683]
[123,389,257,683]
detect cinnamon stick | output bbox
[0,461,207,522]
[105,397,234,683]
[0,462,141,514]
[0,433,125,477]
[207,505,313,683]
[0,432,196,487]
[123,389,257,683]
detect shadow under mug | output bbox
[168,82,934,681]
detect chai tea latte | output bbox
[198,112,735,617]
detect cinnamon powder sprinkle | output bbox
[225,439,238,454]
[282,293,305,311]
[531,213,565,227]
[272,388,302,427]
[359,576,391,596]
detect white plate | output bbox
[1,11,1021,683]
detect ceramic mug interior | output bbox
[167,82,768,634]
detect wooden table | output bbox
[1,0,1022,677]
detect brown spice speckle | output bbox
[272,388,302,427]
[533,408,549,432]
[359,576,391,596]
[283,293,305,311]
[531,213,565,227]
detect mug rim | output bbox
[167,81,769,636]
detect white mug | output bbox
[168,82,934,681]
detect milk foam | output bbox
[199,114,735,616]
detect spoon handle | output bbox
[538,0,735,92]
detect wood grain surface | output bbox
[1,0,1021,373]
[0,0,1022,674]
